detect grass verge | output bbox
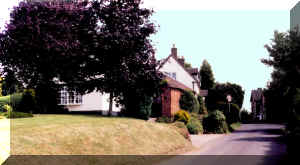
[11,114,192,155]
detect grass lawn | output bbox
[11,114,192,156]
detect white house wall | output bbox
[159,57,200,94]
[66,91,121,113]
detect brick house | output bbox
[157,45,202,117]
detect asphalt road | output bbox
[157,124,288,165]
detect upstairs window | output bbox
[164,72,176,80]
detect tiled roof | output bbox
[164,76,193,91]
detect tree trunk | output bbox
[108,92,113,116]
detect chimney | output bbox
[177,56,185,66]
[171,44,177,59]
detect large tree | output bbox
[199,59,215,90]
[0,1,96,112]
[261,29,300,122]
[0,0,161,118]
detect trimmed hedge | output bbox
[174,110,190,124]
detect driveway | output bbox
[157,124,288,165]
[0,118,10,164]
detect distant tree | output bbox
[184,62,192,69]
[206,82,244,112]
[199,60,215,90]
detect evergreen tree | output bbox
[199,60,215,90]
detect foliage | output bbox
[121,94,154,120]
[261,29,300,122]
[197,95,207,114]
[240,109,252,123]
[156,116,173,123]
[174,110,191,124]
[229,122,241,132]
[203,110,229,134]
[199,59,215,90]
[1,69,23,96]
[4,111,33,118]
[186,117,203,134]
[206,82,244,112]
[172,121,191,141]
[17,89,37,113]
[184,62,192,69]
[179,90,200,113]
[0,0,161,117]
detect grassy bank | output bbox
[11,114,192,155]
[229,122,241,132]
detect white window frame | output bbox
[58,87,83,105]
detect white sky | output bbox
[142,0,299,10]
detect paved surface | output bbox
[0,119,10,164]
[157,124,287,165]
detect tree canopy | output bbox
[0,0,161,118]
[261,29,300,122]
[206,82,244,112]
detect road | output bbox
[157,124,288,165]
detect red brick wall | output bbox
[171,89,181,116]
[161,88,181,117]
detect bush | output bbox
[179,90,200,113]
[156,116,173,123]
[203,110,229,134]
[187,117,203,134]
[197,95,207,114]
[172,121,190,141]
[3,111,33,118]
[240,109,252,123]
[174,110,190,124]
[121,93,153,120]
[17,89,37,113]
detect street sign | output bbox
[227,95,232,103]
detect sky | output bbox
[0,0,296,111]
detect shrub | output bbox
[156,116,173,123]
[4,111,33,118]
[179,90,200,113]
[203,110,229,134]
[172,121,190,141]
[240,109,252,123]
[197,95,207,114]
[121,93,153,120]
[17,89,37,113]
[0,104,5,112]
[174,110,190,124]
[187,117,203,134]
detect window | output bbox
[164,72,176,80]
[58,87,82,105]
